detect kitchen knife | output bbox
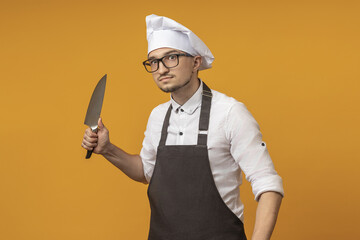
[84,74,107,159]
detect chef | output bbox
[81,14,284,240]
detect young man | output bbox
[81,14,284,240]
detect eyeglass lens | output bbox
[145,54,179,72]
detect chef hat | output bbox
[146,14,214,71]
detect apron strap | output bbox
[198,82,212,146]
[159,82,212,146]
[159,105,172,146]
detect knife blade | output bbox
[84,74,107,159]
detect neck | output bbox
[171,77,200,106]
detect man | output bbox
[81,14,284,240]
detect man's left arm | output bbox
[226,103,284,239]
[251,191,283,240]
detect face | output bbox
[147,48,200,93]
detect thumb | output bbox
[98,117,105,130]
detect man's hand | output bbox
[81,118,110,155]
[81,118,146,183]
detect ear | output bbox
[193,56,202,72]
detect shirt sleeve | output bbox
[226,102,284,201]
[140,110,157,183]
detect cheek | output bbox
[176,65,193,78]
[179,61,195,73]
[151,72,158,81]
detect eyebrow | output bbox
[148,50,181,60]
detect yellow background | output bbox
[1,0,359,239]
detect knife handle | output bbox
[86,150,93,159]
[85,127,98,159]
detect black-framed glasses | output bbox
[142,53,193,73]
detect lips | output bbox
[159,76,173,81]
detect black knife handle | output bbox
[85,127,98,159]
[86,150,93,159]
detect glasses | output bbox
[142,53,193,73]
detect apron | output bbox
[147,82,247,240]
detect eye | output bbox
[150,59,158,66]
[167,54,177,61]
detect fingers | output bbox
[85,127,98,137]
[84,131,97,142]
[81,141,97,151]
[82,127,98,150]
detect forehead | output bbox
[148,47,182,58]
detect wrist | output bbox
[101,141,113,156]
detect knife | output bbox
[84,74,107,159]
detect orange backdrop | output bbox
[1,0,359,239]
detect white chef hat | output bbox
[146,14,214,71]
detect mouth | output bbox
[159,76,173,82]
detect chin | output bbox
[157,78,191,93]
[158,82,175,93]
[160,86,175,93]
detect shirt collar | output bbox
[170,80,203,115]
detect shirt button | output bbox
[179,132,183,135]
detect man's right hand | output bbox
[81,118,146,183]
[81,118,110,155]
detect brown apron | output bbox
[148,82,246,240]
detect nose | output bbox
[157,60,169,75]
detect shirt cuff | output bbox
[252,175,284,201]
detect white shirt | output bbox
[140,81,284,222]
